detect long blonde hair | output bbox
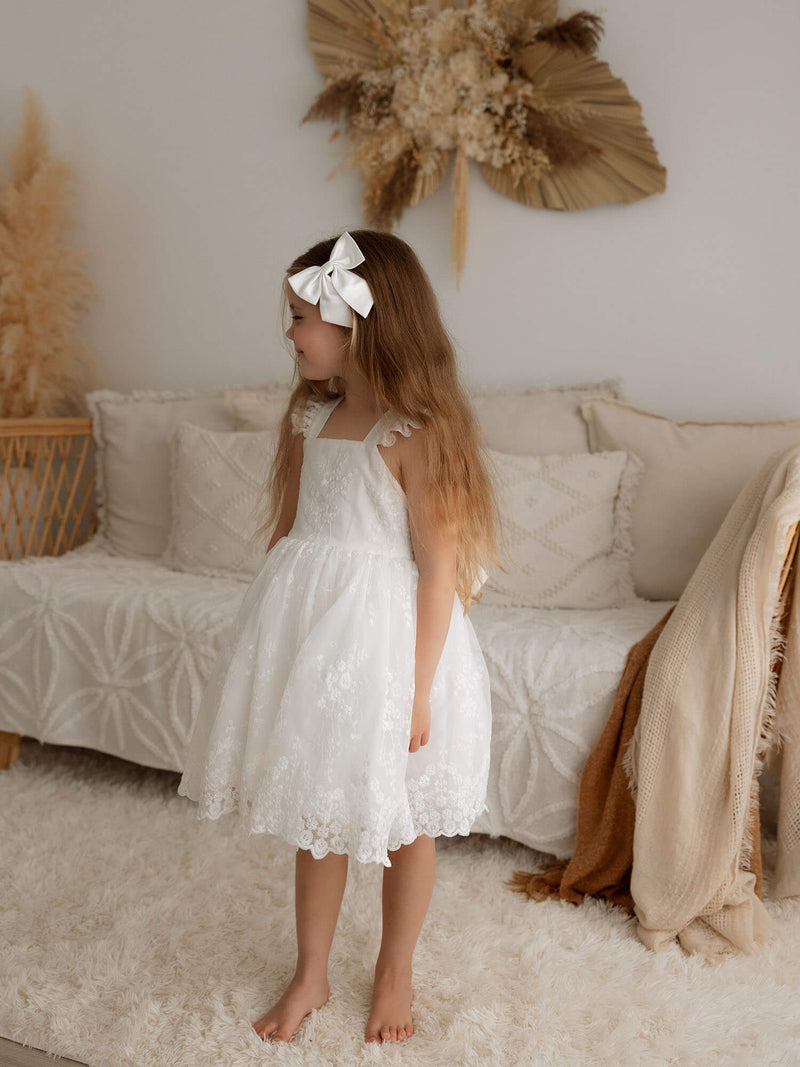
[261,229,505,612]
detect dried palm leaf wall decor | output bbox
[303,0,667,284]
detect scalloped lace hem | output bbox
[178,780,489,867]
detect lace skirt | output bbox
[177,535,492,866]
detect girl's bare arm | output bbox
[266,435,304,552]
[397,429,457,750]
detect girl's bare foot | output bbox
[253,973,330,1042]
[364,965,414,1043]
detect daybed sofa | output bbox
[3,378,799,861]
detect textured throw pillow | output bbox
[469,378,625,455]
[224,389,290,432]
[86,382,290,559]
[162,423,278,580]
[227,379,626,454]
[480,448,642,610]
[580,398,800,601]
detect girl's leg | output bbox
[365,833,436,1043]
[253,848,348,1042]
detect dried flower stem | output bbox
[451,145,469,287]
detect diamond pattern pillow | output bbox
[162,423,278,581]
[481,449,643,609]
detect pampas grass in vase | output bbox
[0,87,99,417]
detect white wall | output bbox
[1,0,798,420]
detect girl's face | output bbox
[285,288,350,382]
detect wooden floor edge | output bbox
[0,1035,88,1066]
[0,731,22,769]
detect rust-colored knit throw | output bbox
[506,606,764,909]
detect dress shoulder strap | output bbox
[371,410,425,448]
[291,394,341,439]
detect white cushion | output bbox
[86,383,290,559]
[469,378,625,454]
[162,423,278,581]
[224,389,290,432]
[226,378,625,454]
[481,449,642,609]
[580,398,800,600]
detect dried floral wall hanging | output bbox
[0,88,98,417]
[303,0,667,284]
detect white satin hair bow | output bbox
[288,232,374,328]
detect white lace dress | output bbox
[177,393,492,867]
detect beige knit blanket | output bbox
[628,444,800,960]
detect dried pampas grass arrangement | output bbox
[304,0,667,284]
[0,88,98,417]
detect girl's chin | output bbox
[298,360,336,382]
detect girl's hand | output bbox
[409,693,431,753]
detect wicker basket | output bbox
[0,417,97,561]
[0,417,98,767]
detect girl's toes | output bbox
[381,1025,391,1041]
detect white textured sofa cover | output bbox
[0,539,671,860]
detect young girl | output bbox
[177,229,501,1045]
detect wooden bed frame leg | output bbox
[0,731,21,769]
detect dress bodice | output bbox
[288,394,423,561]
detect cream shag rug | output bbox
[2,740,800,1067]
